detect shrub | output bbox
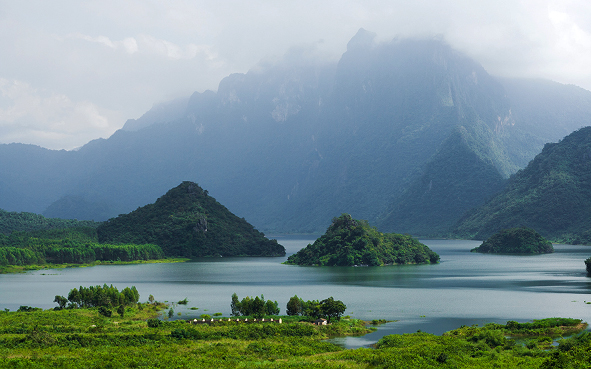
[147,318,162,328]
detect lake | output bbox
[2,237,591,347]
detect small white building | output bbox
[314,318,328,325]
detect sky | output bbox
[1,0,591,150]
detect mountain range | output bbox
[452,126,591,242]
[1,29,591,235]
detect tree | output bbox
[98,306,112,317]
[67,288,81,308]
[231,293,240,316]
[168,308,174,319]
[53,295,68,309]
[302,300,322,320]
[320,297,346,323]
[252,296,265,318]
[117,305,125,317]
[265,299,280,315]
[286,295,303,316]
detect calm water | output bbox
[2,237,591,347]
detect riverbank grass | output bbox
[0,307,588,368]
[0,257,190,274]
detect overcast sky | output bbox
[1,0,591,150]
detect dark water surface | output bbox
[2,237,591,347]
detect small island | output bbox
[284,214,440,266]
[471,227,554,254]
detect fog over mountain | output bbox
[2,1,591,150]
[1,31,590,235]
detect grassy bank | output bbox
[0,306,589,368]
[0,258,190,274]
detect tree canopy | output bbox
[285,214,439,266]
[471,227,554,254]
[97,182,285,258]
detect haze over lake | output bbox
[2,237,591,339]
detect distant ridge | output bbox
[2,31,591,235]
[0,208,98,235]
[452,126,591,242]
[97,182,285,257]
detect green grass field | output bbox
[0,305,589,368]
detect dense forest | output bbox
[97,181,285,257]
[471,227,554,254]
[0,209,98,235]
[0,227,164,268]
[285,214,439,266]
[452,126,591,242]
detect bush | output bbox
[98,307,112,317]
[147,318,162,328]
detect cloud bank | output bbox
[1,0,590,149]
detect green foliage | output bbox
[284,295,346,322]
[146,318,162,328]
[64,285,140,309]
[53,295,68,309]
[98,306,112,317]
[96,181,285,258]
[379,124,508,236]
[285,214,440,266]
[231,294,280,318]
[319,297,346,323]
[453,127,591,242]
[286,295,303,316]
[17,306,41,313]
[177,298,188,305]
[0,306,588,368]
[0,227,165,268]
[471,227,554,254]
[0,209,99,236]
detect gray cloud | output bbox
[1,0,590,149]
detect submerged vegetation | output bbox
[285,214,440,266]
[471,227,554,254]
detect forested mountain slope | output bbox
[97,182,285,257]
[0,208,98,235]
[1,30,591,234]
[452,126,591,242]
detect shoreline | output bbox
[0,257,190,274]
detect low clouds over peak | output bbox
[1,0,591,149]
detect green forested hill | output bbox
[379,125,507,236]
[0,227,164,268]
[471,228,554,254]
[97,182,285,257]
[0,209,99,235]
[285,214,439,266]
[452,126,591,242]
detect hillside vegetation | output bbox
[471,228,554,254]
[0,209,98,235]
[285,214,439,266]
[0,227,164,271]
[97,181,285,257]
[0,304,588,368]
[453,127,591,242]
